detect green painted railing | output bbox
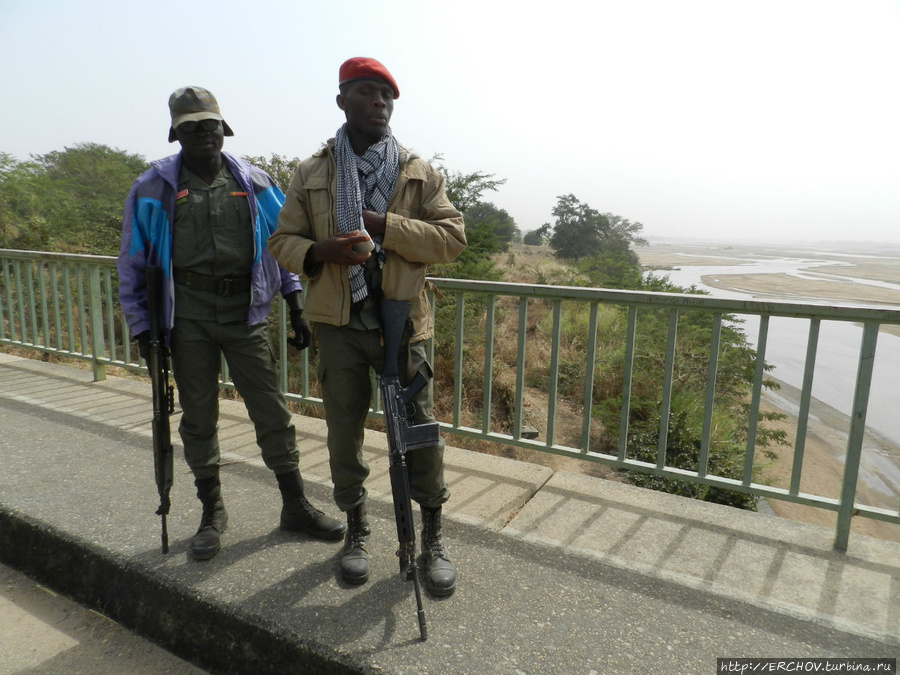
[3,248,899,550]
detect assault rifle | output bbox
[378,299,440,642]
[146,264,175,554]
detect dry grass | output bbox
[424,245,619,479]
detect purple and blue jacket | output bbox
[117,151,302,342]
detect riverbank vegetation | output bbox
[425,184,787,510]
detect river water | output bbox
[652,251,900,504]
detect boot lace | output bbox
[198,501,225,533]
[345,509,370,550]
[422,512,448,560]
[296,495,324,521]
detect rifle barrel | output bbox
[160,515,169,554]
[379,299,434,641]
[146,265,174,555]
[413,569,428,641]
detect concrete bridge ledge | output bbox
[1,353,898,674]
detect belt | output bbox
[173,269,251,297]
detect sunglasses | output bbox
[176,119,221,133]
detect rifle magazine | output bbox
[405,422,441,451]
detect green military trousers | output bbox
[170,318,300,479]
[314,323,449,512]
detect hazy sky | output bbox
[3,0,899,244]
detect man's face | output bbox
[337,79,395,145]
[173,118,225,162]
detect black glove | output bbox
[135,330,169,360]
[287,309,312,351]
[136,330,151,361]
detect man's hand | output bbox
[361,210,386,236]
[136,330,151,360]
[136,330,168,360]
[288,310,312,351]
[310,231,372,266]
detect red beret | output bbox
[339,57,399,99]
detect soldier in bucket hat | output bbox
[166,86,235,142]
[118,86,345,561]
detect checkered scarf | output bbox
[334,124,400,303]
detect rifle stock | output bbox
[146,265,174,554]
[378,299,439,642]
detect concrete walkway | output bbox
[0,352,897,674]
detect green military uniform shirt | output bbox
[172,165,253,323]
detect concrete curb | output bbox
[0,507,374,675]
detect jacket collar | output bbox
[151,151,251,192]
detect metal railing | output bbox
[3,248,899,549]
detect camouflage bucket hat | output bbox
[167,86,234,142]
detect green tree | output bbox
[605,213,647,251]
[548,194,606,260]
[547,194,646,261]
[464,202,518,252]
[0,153,42,248]
[243,153,301,192]
[574,249,642,288]
[522,227,546,246]
[0,144,147,254]
[429,154,506,214]
[429,156,509,282]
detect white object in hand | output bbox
[353,229,375,253]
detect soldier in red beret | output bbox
[269,58,466,597]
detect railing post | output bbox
[790,319,820,496]
[452,293,465,428]
[482,296,495,434]
[87,265,106,381]
[513,297,528,440]
[617,306,638,461]
[698,313,722,478]
[743,315,770,485]
[657,310,679,467]
[581,303,599,453]
[1,257,11,342]
[26,261,38,345]
[15,260,26,344]
[546,299,562,448]
[834,321,878,550]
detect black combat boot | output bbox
[340,504,371,585]
[421,505,456,597]
[191,474,228,561]
[276,469,346,541]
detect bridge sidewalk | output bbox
[0,352,897,674]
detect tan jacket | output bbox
[269,141,466,341]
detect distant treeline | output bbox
[0,144,518,266]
